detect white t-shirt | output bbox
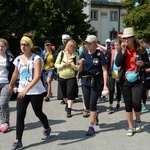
[13,54,46,95]
[0,57,9,83]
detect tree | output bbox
[0,0,91,50]
[121,0,150,39]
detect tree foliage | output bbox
[0,0,91,48]
[121,0,150,39]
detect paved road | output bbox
[0,80,150,150]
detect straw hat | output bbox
[122,27,134,38]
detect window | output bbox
[110,31,117,40]
[91,10,98,20]
[110,11,118,21]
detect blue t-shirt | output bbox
[80,50,106,86]
[112,52,120,72]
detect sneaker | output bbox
[83,109,89,117]
[141,104,147,112]
[126,128,134,137]
[42,127,51,140]
[85,126,95,136]
[0,122,10,133]
[97,97,101,103]
[106,106,114,114]
[43,96,50,102]
[50,93,53,98]
[115,103,120,111]
[60,100,66,105]
[135,120,141,132]
[11,140,23,150]
[67,108,72,118]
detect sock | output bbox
[89,125,94,128]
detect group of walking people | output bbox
[0,27,150,150]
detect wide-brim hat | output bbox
[122,27,134,38]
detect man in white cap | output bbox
[54,34,71,101]
[54,34,70,60]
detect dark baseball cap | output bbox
[44,40,51,45]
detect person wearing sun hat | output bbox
[78,35,108,136]
[115,27,150,136]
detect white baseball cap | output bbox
[105,39,111,43]
[62,34,70,40]
[85,35,97,43]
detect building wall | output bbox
[83,0,91,22]
[83,0,127,44]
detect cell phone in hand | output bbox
[135,54,141,62]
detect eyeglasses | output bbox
[123,37,133,41]
[20,44,29,47]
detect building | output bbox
[83,0,127,44]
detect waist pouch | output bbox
[125,71,139,82]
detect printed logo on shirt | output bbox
[93,51,101,65]
[97,52,101,56]
[19,63,32,87]
[93,58,99,65]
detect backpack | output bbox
[32,46,44,60]
[60,51,76,65]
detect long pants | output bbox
[108,75,121,104]
[0,83,11,124]
[16,93,49,141]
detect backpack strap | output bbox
[31,54,36,79]
[60,51,64,63]
[73,55,76,64]
[17,55,23,71]
[60,51,77,64]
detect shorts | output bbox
[43,70,54,79]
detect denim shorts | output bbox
[43,70,55,79]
